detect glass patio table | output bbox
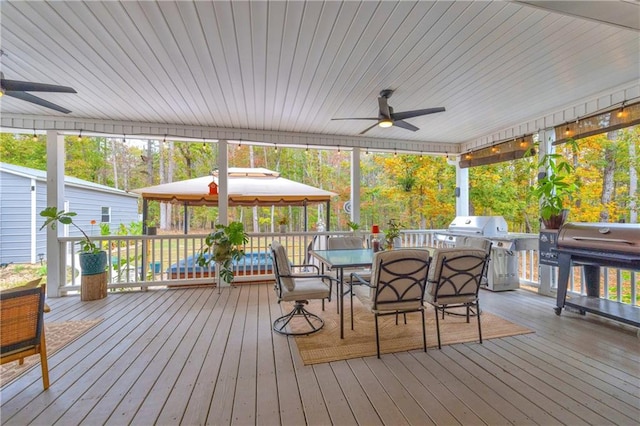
[308,248,374,339]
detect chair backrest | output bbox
[327,236,364,250]
[455,236,492,254]
[270,240,295,292]
[427,248,489,300]
[1,285,46,356]
[370,249,431,311]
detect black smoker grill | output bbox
[553,222,640,327]
[436,216,538,291]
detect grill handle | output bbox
[571,236,635,245]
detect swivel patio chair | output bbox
[350,249,431,358]
[271,240,337,336]
[424,248,490,349]
[1,284,50,389]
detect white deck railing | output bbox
[55,230,638,307]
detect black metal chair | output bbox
[350,249,431,358]
[271,240,337,336]
[424,248,490,349]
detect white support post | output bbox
[538,129,556,296]
[350,148,361,225]
[46,130,65,298]
[218,139,229,225]
[453,157,469,216]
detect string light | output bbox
[617,102,625,118]
[365,148,369,155]
[203,138,206,148]
[337,145,341,153]
[564,126,570,136]
[123,134,126,143]
[238,138,242,147]
[393,149,397,157]
[274,143,278,152]
[306,144,309,152]
[77,129,83,142]
[32,130,37,142]
[163,134,167,143]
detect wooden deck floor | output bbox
[1,284,639,425]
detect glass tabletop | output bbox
[309,248,374,269]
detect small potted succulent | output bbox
[40,207,107,275]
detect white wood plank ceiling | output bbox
[0,1,638,154]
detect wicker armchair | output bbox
[1,284,49,389]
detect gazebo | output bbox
[132,168,337,232]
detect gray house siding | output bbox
[1,163,139,264]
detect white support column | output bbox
[46,130,65,298]
[453,157,469,216]
[538,129,556,296]
[350,148,361,225]
[218,139,229,225]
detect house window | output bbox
[101,207,111,223]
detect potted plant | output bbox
[39,207,108,275]
[197,221,249,288]
[529,141,580,229]
[383,219,403,250]
[277,216,289,233]
[145,219,157,235]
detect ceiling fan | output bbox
[332,89,445,135]
[0,72,77,114]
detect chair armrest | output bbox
[350,272,373,287]
[291,263,320,274]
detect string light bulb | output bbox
[274,143,278,152]
[77,130,83,142]
[617,104,625,118]
[564,126,570,136]
[306,144,309,152]
[393,149,397,157]
[32,130,38,142]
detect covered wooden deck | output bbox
[1,285,638,425]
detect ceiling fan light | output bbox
[378,119,393,128]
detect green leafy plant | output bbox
[39,207,101,254]
[529,140,580,227]
[197,221,249,285]
[346,221,360,231]
[384,219,403,249]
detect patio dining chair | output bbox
[270,240,337,336]
[1,284,50,389]
[424,247,490,349]
[350,249,431,358]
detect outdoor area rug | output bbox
[292,299,533,365]
[0,318,103,387]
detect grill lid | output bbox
[558,222,640,255]
[447,216,508,237]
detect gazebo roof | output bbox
[131,168,336,206]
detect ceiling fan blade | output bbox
[392,107,445,120]
[359,123,380,135]
[393,120,419,132]
[378,96,391,119]
[1,78,77,93]
[331,117,379,121]
[4,91,72,114]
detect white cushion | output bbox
[271,241,295,291]
[279,277,330,302]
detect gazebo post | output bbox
[325,200,330,231]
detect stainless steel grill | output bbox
[436,216,537,291]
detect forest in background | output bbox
[1,126,637,234]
